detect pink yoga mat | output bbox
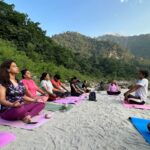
[0,113,52,130]
[123,102,150,110]
[0,132,16,148]
[53,94,88,104]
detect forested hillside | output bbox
[52,32,133,60]
[0,1,150,81]
[52,32,150,79]
[97,34,150,58]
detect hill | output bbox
[52,32,133,60]
[0,1,149,80]
[97,34,150,58]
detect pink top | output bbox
[21,79,38,96]
[108,84,119,92]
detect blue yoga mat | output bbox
[129,117,150,144]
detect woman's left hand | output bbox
[43,92,48,96]
[124,92,129,99]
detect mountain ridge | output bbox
[97,34,150,58]
[52,31,133,60]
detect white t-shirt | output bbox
[135,78,149,101]
[41,80,54,94]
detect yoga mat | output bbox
[45,103,73,112]
[123,102,150,110]
[53,94,88,104]
[54,96,80,104]
[0,113,52,130]
[0,132,16,148]
[129,117,150,144]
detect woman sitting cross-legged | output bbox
[51,74,70,97]
[70,77,84,96]
[124,70,149,105]
[0,60,45,123]
[107,80,121,95]
[82,80,91,93]
[40,72,57,101]
[21,69,48,103]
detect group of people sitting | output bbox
[0,60,149,128]
[0,60,89,124]
[107,70,149,106]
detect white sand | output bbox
[1,90,150,150]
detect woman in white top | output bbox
[124,70,149,105]
[40,73,57,101]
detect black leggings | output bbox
[71,92,81,97]
[127,95,145,105]
[107,91,121,95]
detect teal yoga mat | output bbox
[45,103,73,112]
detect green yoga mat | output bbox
[45,103,73,112]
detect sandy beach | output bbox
[1,90,150,150]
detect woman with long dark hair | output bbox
[0,60,45,123]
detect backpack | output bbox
[89,92,96,101]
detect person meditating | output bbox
[82,80,90,93]
[124,70,149,105]
[0,60,45,123]
[40,72,57,101]
[21,69,48,103]
[70,77,84,96]
[107,80,121,95]
[51,74,70,97]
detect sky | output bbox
[4,0,150,37]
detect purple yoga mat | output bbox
[123,102,150,110]
[53,94,88,104]
[0,113,52,130]
[0,132,16,148]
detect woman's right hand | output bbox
[52,93,56,97]
[60,90,65,94]
[12,101,22,107]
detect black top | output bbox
[70,83,77,94]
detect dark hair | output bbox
[0,60,16,87]
[21,69,28,79]
[40,72,48,82]
[139,70,149,78]
[54,74,61,80]
[70,76,77,82]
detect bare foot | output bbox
[124,99,128,103]
[23,115,32,124]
